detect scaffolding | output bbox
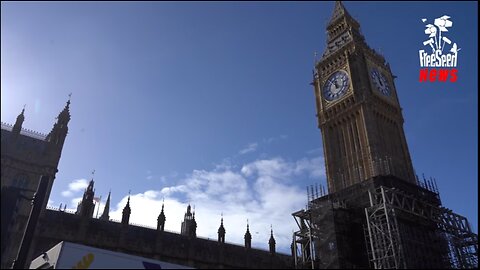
[364,187,407,269]
[292,209,315,269]
[364,186,478,269]
[292,197,349,269]
[292,182,478,269]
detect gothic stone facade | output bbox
[30,209,292,269]
[1,102,70,269]
[1,102,293,268]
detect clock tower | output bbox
[293,3,478,269]
[313,1,416,193]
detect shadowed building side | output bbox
[1,99,71,269]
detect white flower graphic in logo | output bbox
[421,15,459,54]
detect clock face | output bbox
[370,68,391,96]
[323,70,350,101]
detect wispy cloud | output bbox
[263,134,288,144]
[108,156,325,253]
[306,147,322,155]
[61,179,89,197]
[157,171,180,184]
[146,170,153,180]
[239,142,258,155]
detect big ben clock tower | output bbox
[293,2,478,269]
[313,1,416,193]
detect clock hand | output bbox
[334,79,340,89]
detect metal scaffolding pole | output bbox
[364,186,478,269]
[364,187,406,269]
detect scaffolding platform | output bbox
[292,175,478,269]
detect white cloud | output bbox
[71,197,82,207]
[295,157,325,178]
[108,156,325,253]
[239,143,258,155]
[61,179,89,197]
[61,190,73,197]
[264,134,288,144]
[69,179,89,191]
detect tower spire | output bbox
[121,192,131,226]
[181,203,197,238]
[269,225,276,254]
[12,106,26,134]
[244,219,252,249]
[327,1,359,29]
[218,213,226,243]
[321,1,364,60]
[59,95,71,123]
[100,191,111,221]
[87,170,95,192]
[47,96,71,146]
[75,171,95,218]
[89,169,95,187]
[157,199,166,232]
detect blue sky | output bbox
[1,1,477,253]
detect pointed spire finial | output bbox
[127,190,131,204]
[100,190,111,221]
[65,93,71,108]
[13,105,26,134]
[66,93,72,106]
[327,0,359,30]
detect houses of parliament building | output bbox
[1,1,477,269]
